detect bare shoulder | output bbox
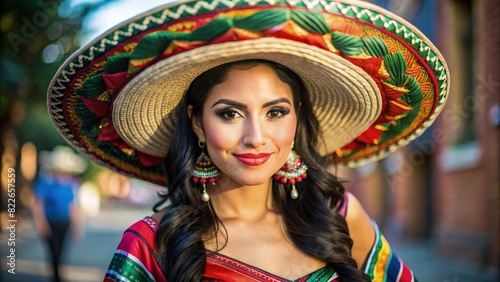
[344,192,372,225]
[344,192,376,269]
[151,208,168,223]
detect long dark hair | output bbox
[153,60,370,281]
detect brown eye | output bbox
[223,111,237,119]
[216,109,241,121]
[267,107,290,119]
[268,110,281,118]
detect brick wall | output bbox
[475,0,499,270]
[433,0,499,270]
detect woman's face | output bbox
[191,64,298,187]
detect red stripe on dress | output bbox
[398,260,414,282]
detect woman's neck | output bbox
[209,178,275,223]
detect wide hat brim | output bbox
[48,0,450,186]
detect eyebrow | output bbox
[211,98,292,109]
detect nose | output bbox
[242,117,267,148]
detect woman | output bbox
[149,59,380,281]
[47,1,449,281]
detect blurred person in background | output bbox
[33,146,87,282]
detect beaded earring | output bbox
[192,141,218,202]
[273,142,308,199]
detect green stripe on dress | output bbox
[366,228,384,279]
[106,252,155,282]
[300,266,337,282]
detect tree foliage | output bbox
[1,0,113,150]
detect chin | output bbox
[219,173,270,187]
[237,175,275,187]
[219,163,282,187]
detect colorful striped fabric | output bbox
[103,216,340,282]
[104,217,164,282]
[104,207,416,281]
[204,252,339,281]
[364,222,417,282]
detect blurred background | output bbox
[0,0,498,281]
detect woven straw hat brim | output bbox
[114,37,381,158]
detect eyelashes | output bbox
[215,106,291,121]
[216,109,240,120]
[267,106,290,119]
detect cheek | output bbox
[275,119,297,148]
[271,122,297,173]
[275,131,294,151]
[202,118,238,152]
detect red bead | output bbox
[301,173,307,179]
[296,177,302,182]
[280,177,287,184]
[200,178,207,184]
[274,174,281,180]
[209,178,216,184]
[192,177,199,183]
[289,179,296,185]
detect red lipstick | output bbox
[234,153,272,166]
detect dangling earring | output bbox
[192,141,218,202]
[274,141,308,199]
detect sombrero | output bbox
[48,0,449,186]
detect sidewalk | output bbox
[1,201,498,282]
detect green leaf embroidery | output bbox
[131,32,189,61]
[331,32,364,56]
[291,10,330,34]
[104,53,131,74]
[76,74,106,99]
[361,37,389,57]
[189,17,232,41]
[234,9,290,31]
[383,51,407,86]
